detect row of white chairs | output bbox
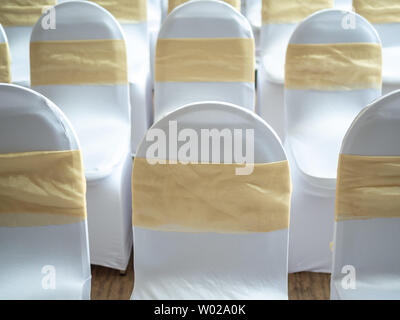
[0,0,399,299]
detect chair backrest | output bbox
[353,0,400,84]
[260,0,333,84]
[168,0,241,14]
[284,9,382,187]
[154,0,255,121]
[30,1,130,179]
[88,0,149,82]
[0,0,56,84]
[331,90,400,300]
[0,24,11,83]
[132,101,291,299]
[0,84,91,299]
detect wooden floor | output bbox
[91,256,331,300]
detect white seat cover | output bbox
[331,90,400,300]
[132,102,290,300]
[30,1,133,271]
[154,0,255,122]
[0,84,91,300]
[284,9,382,272]
[257,0,334,140]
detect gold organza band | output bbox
[30,39,128,86]
[0,150,87,227]
[0,43,11,83]
[91,0,147,22]
[353,0,400,24]
[262,0,333,24]
[0,0,56,26]
[155,38,255,82]
[336,154,400,222]
[168,0,241,13]
[285,43,382,90]
[132,158,292,233]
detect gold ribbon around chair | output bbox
[91,0,147,23]
[0,150,87,227]
[336,154,400,222]
[353,0,400,24]
[155,38,255,83]
[168,0,241,14]
[0,0,56,27]
[285,43,382,91]
[0,43,11,83]
[30,39,128,86]
[132,158,292,234]
[262,0,333,24]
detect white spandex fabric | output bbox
[0,84,91,300]
[331,90,400,299]
[285,10,381,273]
[30,1,133,271]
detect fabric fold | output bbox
[30,39,128,86]
[91,0,147,22]
[262,0,333,24]
[285,43,382,90]
[168,0,241,13]
[353,0,400,24]
[0,43,11,83]
[0,0,56,26]
[0,150,87,227]
[336,154,400,221]
[132,158,291,234]
[155,38,255,83]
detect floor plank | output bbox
[91,256,330,300]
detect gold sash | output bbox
[168,0,241,13]
[0,0,56,27]
[285,43,382,90]
[336,154,400,221]
[0,150,87,227]
[262,0,333,24]
[91,0,147,22]
[132,158,292,233]
[353,0,400,24]
[30,39,128,86]
[155,38,255,82]
[0,43,11,83]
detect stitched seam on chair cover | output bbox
[91,0,147,22]
[0,150,87,227]
[0,0,56,26]
[155,38,255,83]
[0,43,11,83]
[336,154,400,221]
[353,0,400,24]
[262,0,333,24]
[30,39,128,86]
[132,158,292,233]
[285,43,382,90]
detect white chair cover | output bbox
[132,101,290,299]
[30,1,132,271]
[331,90,400,299]
[335,0,352,10]
[154,0,255,122]
[257,1,334,140]
[0,84,91,299]
[0,0,56,86]
[285,9,382,272]
[353,0,400,95]
[148,0,163,90]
